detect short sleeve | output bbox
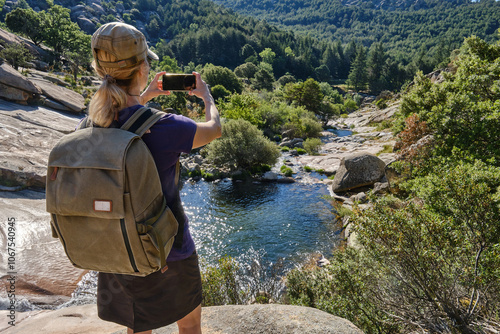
[144,113,197,154]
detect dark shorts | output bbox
[97,251,202,332]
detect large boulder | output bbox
[90,3,106,16]
[76,16,98,34]
[0,63,42,103]
[332,152,386,193]
[28,77,86,113]
[0,83,32,104]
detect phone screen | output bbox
[162,74,196,91]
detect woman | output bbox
[88,22,221,334]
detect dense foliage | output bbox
[3,2,91,77]
[213,0,500,63]
[286,36,500,333]
[399,36,500,168]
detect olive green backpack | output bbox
[46,107,179,276]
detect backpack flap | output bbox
[46,127,138,219]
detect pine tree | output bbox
[347,45,368,91]
[367,42,388,93]
[322,45,340,79]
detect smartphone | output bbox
[162,74,196,91]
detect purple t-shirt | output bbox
[117,105,197,262]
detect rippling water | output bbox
[182,175,340,267]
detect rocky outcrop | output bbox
[0,99,82,188]
[0,64,86,112]
[0,63,42,104]
[332,152,387,193]
[29,77,86,113]
[342,103,399,129]
[76,16,98,34]
[280,137,304,148]
[0,28,50,62]
[70,4,99,34]
[0,304,363,334]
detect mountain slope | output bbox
[212,0,500,59]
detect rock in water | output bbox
[332,152,386,193]
[262,171,278,181]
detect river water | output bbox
[183,174,339,267]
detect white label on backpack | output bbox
[94,200,112,212]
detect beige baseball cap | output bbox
[91,22,158,69]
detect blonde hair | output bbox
[88,49,146,127]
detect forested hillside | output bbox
[213,0,500,62]
[0,0,412,91]
[1,0,499,93]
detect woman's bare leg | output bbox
[125,304,201,334]
[177,304,202,334]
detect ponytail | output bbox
[88,50,145,127]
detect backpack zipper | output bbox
[51,215,77,266]
[120,219,139,273]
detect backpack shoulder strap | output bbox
[120,107,165,137]
[76,116,91,130]
[120,107,180,186]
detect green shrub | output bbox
[296,148,307,155]
[202,254,285,307]
[282,108,323,139]
[375,98,388,109]
[201,170,222,181]
[376,144,393,155]
[286,248,399,334]
[0,43,32,70]
[201,64,242,94]
[188,169,202,178]
[301,117,323,138]
[353,94,363,106]
[280,146,290,152]
[234,62,258,79]
[205,119,280,171]
[304,138,322,155]
[201,256,245,306]
[355,161,500,332]
[304,166,312,172]
[249,164,272,175]
[343,98,358,113]
[219,93,263,127]
[211,84,231,101]
[280,165,293,177]
[374,119,392,131]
